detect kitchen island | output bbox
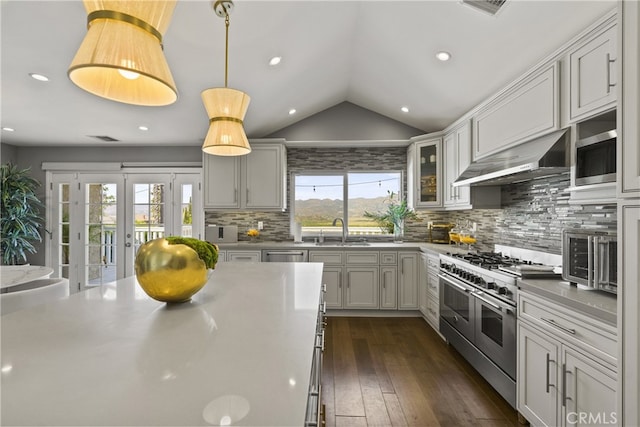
[0,262,324,426]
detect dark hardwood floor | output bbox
[321,317,519,427]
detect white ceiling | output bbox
[0,0,616,147]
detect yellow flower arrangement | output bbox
[247,228,260,237]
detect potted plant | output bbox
[364,191,417,242]
[1,162,44,265]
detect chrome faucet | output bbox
[332,217,347,244]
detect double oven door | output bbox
[439,273,516,379]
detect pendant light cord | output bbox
[224,13,229,88]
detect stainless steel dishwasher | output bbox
[261,250,309,262]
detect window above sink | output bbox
[291,171,402,240]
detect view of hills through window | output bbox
[293,172,402,236]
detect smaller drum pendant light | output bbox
[201,0,251,156]
[68,1,178,106]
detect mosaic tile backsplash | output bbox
[205,149,616,255]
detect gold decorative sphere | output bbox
[135,238,210,303]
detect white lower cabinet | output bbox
[310,249,424,311]
[226,250,261,262]
[345,266,379,309]
[419,253,429,317]
[380,266,398,309]
[420,252,441,332]
[310,251,344,309]
[517,291,617,427]
[398,253,419,310]
[322,266,343,309]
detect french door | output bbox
[47,170,202,292]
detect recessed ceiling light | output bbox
[401,106,409,113]
[138,125,149,131]
[435,51,451,61]
[29,73,49,81]
[2,127,15,132]
[289,109,296,115]
[269,56,282,66]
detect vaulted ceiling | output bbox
[0,0,615,147]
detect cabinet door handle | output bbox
[545,353,553,393]
[246,188,249,204]
[541,317,576,335]
[234,188,237,203]
[382,273,386,289]
[562,364,573,407]
[606,53,616,93]
[338,274,342,289]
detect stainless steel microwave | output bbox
[575,130,617,186]
[562,229,617,294]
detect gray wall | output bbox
[1,143,18,164]
[266,102,425,141]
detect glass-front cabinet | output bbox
[407,134,442,209]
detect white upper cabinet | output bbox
[620,1,640,196]
[407,135,442,209]
[203,141,287,210]
[569,22,617,124]
[203,155,241,209]
[243,144,286,209]
[472,62,560,161]
[443,121,471,208]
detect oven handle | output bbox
[472,292,503,311]
[437,274,471,293]
[587,235,594,287]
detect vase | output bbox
[393,220,404,243]
[135,238,212,303]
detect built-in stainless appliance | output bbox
[562,229,617,294]
[575,129,617,186]
[262,250,309,262]
[439,251,555,408]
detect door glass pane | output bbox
[58,184,70,279]
[180,184,193,237]
[133,183,165,252]
[85,183,117,286]
[481,305,503,346]
[419,145,438,202]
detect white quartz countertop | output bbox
[518,278,617,326]
[0,265,53,289]
[1,262,324,426]
[215,240,466,255]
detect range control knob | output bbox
[486,282,497,290]
[498,286,510,296]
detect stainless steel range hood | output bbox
[453,129,569,187]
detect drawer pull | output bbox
[541,317,576,335]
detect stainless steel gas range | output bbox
[438,252,560,408]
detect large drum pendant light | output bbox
[201,0,251,156]
[68,0,178,106]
